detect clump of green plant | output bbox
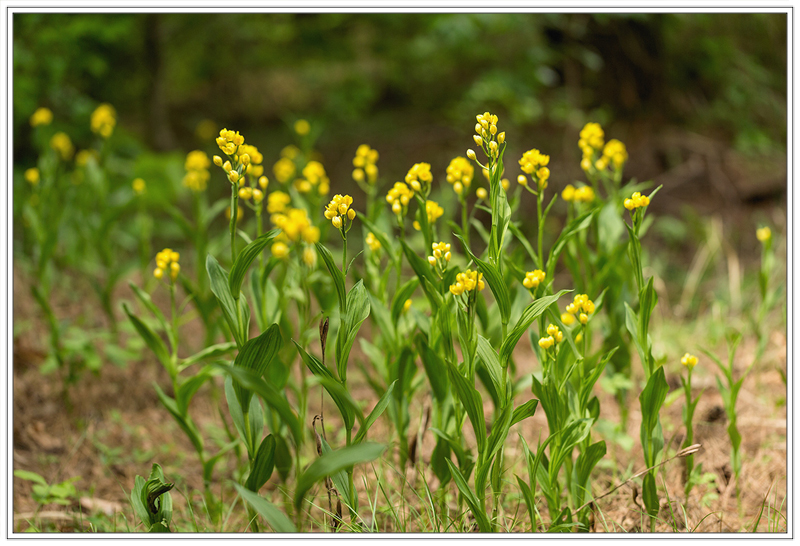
[679,352,703,498]
[131,464,174,532]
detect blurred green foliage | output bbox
[14,13,786,167]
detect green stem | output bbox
[229,184,238,264]
[461,196,470,248]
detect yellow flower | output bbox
[519,149,551,190]
[403,299,412,313]
[153,247,181,281]
[474,112,502,159]
[295,161,329,195]
[623,191,650,211]
[574,185,595,203]
[446,157,474,194]
[429,241,452,269]
[294,119,311,136]
[386,181,414,217]
[24,168,40,185]
[602,139,628,170]
[546,323,564,343]
[366,232,381,252]
[216,128,245,156]
[29,107,53,127]
[273,157,296,183]
[49,132,74,160]
[183,150,211,192]
[579,122,605,152]
[352,144,380,184]
[449,269,485,296]
[405,163,433,194]
[132,178,146,195]
[756,226,772,242]
[90,103,117,138]
[302,246,317,267]
[271,241,290,259]
[562,184,575,202]
[561,312,575,326]
[476,187,488,200]
[522,270,546,289]
[267,191,291,214]
[565,294,595,324]
[538,336,555,349]
[272,208,315,242]
[324,194,356,232]
[413,200,444,231]
[681,353,698,369]
[75,149,95,167]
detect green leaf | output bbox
[233,482,296,533]
[245,435,276,493]
[475,335,504,402]
[335,281,371,383]
[510,399,539,427]
[445,360,486,454]
[456,235,511,327]
[294,443,386,510]
[572,440,606,507]
[229,229,280,298]
[123,304,173,376]
[316,242,346,313]
[176,368,213,416]
[233,324,283,408]
[218,364,302,445]
[354,381,397,444]
[179,342,237,373]
[306,375,365,430]
[500,290,570,368]
[415,334,448,404]
[206,254,247,348]
[127,282,170,339]
[475,402,512,495]
[444,459,492,532]
[153,384,204,455]
[639,366,669,442]
[14,470,47,486]
[399,239,442,310]
[293,341,356,430]
[515,475,537,531]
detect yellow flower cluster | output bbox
[518,149,551,190]
[24,168,40,185]
[237,185,263,204]
[579,122,604,171]
[271,208,319,244]
[756,226,772,242]
[386,181,414,216]
[405,163,433,194]
[295,160,330,195]
[273,157,296,184]
[623,191,650,211]
[565,294,595,325]
[153,248,180,281]
[562,184,595,203]
[30,107,53,127]
[132,178,146,195]
[183,150,211,192]
[427,241,452,269]
[50,132,74,160]
[236,144,264,178]
[90,103,117,139]
[365,232,381,252]
[267,191,291,214]
[324,194,356,230]
[681,353,698,369]
[470,111,504,161]
[601,139,628,170]
[294,119,311,136]
[446,156,474,196]
[271,241,289,259]
[538,324,564,349]
[353,144,379,184]
[413,200,444,230]
[449,269,485,296]
[216,128,245,156]
[522,269,546,289]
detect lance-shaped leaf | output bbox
[234,483,296,533]
[335,281,370,383]
[123,304,174,377]
[415,334,448,404]
[316,242,346,313]
[500,290,570,368]
[445,459,492,533]
[445,360,486,454]
[179,342,237,373]
[354,380,397,444]
[294,443,386,510]
[232,324,282,408]
[390,278,419,325]
[293,341,356,430]
[206,254,248,348]
[475,335,504,402]
[153,384,204,455]
[245,435,276,493]
[511,399,539,427]
[229,229,280,298]
[400,239,443,310]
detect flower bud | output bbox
[466,149,477,160]
[240,153,251,166]
[497,132,505,144]
[259,176,269,189]
[473,135,483,146]
[213,155,223,166]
